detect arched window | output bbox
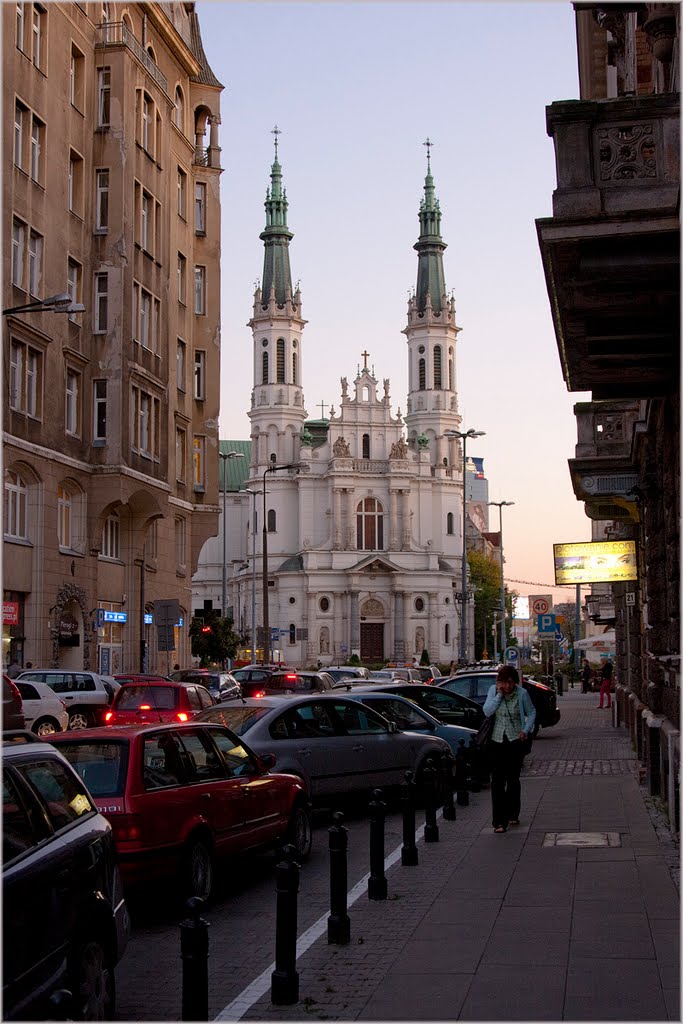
[57,484,72,549]
[362,433,370,459]
[433,345,442,389]
[292,352,297,385]
[102,510,120,559]
[146,44,156,62]
[449,350,454,390]
[276,339,285,382]
[356,497,384,551]
[261,351,268,384]
[267,508,276,532]
[174,86,184,132]
[289,623,296,645]
[447,512,454,535]
[418,358,426,390]
[4,470,28,540]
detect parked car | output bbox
[169,669,241,703]
[412,666,441,684]
[232,666,279,695]
[193,694,451,802]
[324,666,372,682]
[15,680,69,736]
[235,670,335,698]
[104,680,215,725]
[345,691,477,756]
[3,674,25,730]
[368,668,424,683]
[437,670,561,735]
[3,731,129,1020]
[346,682,485,730]
[15,670,113,730]
[50,721,312,903]
[114,673,170,685]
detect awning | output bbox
[574,630,616,651]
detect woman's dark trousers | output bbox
[489,737,525,828]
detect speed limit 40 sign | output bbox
[529,594,553,616]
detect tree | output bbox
[468,549,501,660]
[189,612,243,667]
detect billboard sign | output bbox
[553,540,637,585]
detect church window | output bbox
[449,349,454,390]
[447,512,454,535]
[319,597,330,612]
[276,338,285,382]
[362,386,369,401]
[289,623,296,645]
[261,351,268,384]
[434,346,442,388]
[356,497,384,551]
[362,433,370,459]
[418,359,426,390]
[415,597,425,612]
[445,623,450,644]
[267,508,276,532]
[292,352,297,385]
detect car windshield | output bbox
[115,685,178,710]
[53,739,129,797]
[202,705,272,735]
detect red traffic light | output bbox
[201,625,212,634]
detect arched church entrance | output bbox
[360,598,385,663]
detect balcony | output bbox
[568,400,643,521]
[536,93,680,399]
[96,22,168,95]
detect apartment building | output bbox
[3,1,223,677]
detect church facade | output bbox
[194,140,475,667]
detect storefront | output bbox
[2,594,25,669]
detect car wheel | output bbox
[70,934,115,1021]
[286,800,312,860]
[183,837,213,902]
[33,716,60,736]
[68,710,93,730]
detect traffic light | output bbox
[201,624,212,635]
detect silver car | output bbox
[193,694,450,801]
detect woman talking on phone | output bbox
[483,665,536,833]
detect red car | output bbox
[104,679,215,725]
[50,721,312,902]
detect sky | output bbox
[197,0,593,605]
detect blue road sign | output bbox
[504,647,519,664]
[537,613,557,634]
[555,630,565,643]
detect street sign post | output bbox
[530,595,553,616]
[537,614,557,634]
[504,647,519,667]
[154,600,181,673]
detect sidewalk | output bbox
[238,687,680,1022]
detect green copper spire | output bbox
[260,125,294,306]
[414,138,447,314]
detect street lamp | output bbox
[445,428,485,664]
[488,500,515,660]
[262,462,300,664]
[218,450,245,623]
[3,292,86,316]
[240,487,268,664]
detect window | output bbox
[447,512,454,535]
[449,349,454,390]
[418,358,426,390]
[31,4,45,70]
[95,169,109,231]
[194,351,205,400]
[194,182,206,233]
[146,519,158,561]
[28,230,42,297]
[261,351,268,384]
[267,509,276,533]
[14,100,27,169]
[4,470,28,540]
[102,511,120,559]
[94,272,108,333]
[67,257,81,323]
[12,218,25,288]
[65,368,81,436]
[141,92,152,153]
[292,352,297,385]
[97,67,110,127]
[10,340,40,418]
[93,380,107,441]
[141,190,150,250]
[434,345,442,389]
[70,44,84,110]
[192,436,205,490]
[356,497,384,551]
[16,1,24,49]
[68,150,83,216]
[57,485,72,548]
[174,85,184,132]
[133,283,159,352]
[362,433,370,459]
[319,597,330,612]
[177,339,186,391]
[130,386,160,460]
[193,266,205,314]
[30,115,43,183]
[175,427,186,481]
[445,623,450,644]
[177,253,186,303]
[415,597,425,612]
[175,517,186,571]
[177,168,186,218]
[276,338,285,382]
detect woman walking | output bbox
[483,665,536,833]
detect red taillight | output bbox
[104,711,114,722]
[8,679,22,706]
[176,711,189,721]
[254,690,266,699]
[285,674,297,680]
[111,815,142,842]
[139,704,152,710]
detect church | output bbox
[193,138,479,667]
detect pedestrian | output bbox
[448,659,456,677]
[597,658,613,708]
[482,664,536,833]
[581,657,592,694]
[173,663,180,671]
[6,658,22,678]
[25,661,33,670]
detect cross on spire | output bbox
[318,400,328,419]
[361,350,370,370]
[423,137,434,173]
[271,124,282,159]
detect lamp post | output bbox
[488,500,515,660]
[3,292,86,316]
[262,463,300,665]
[444,428,485,664]
[218,451,245,623]
[240,488,268,664]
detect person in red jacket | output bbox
[598,659,613,708]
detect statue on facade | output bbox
[389,437,409,459]
[417,433,430,449]
[383,378,390,399]
[341,377,348,399]
[332,436,351,457]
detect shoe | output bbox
[509,819,520,825]
[596,705,603,709]
[494,826,506,833]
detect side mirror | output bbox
[386,720,398,733]
[257,752,276,771]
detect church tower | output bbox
[248,128,307,471]
[403,142,462,467]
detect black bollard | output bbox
[368,788,388,900]
[467,737,482,792]
[271,845,300,1005]
[327,812,351,944]
[180,896,209,1022]
[442,750,456,820]
[401,770,419,866]
[455,740,470,806]
[423,765,440,842]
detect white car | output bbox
[15,670,113,729]
[14,680,69,736]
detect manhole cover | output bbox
[543,832,622,847]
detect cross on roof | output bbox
[318,400,328,418]
[423,137,434,172]
[271,124,281,158]
[361,350,370,370]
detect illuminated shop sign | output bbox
[553,540,637,585]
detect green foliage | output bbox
[468,549,518,658]
[348,652,360,665]
[420,648,430,665]
[189,612,243,667]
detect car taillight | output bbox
[285,674,298,681]
[176,711,189,721]
[8,679,22,706]
[139,704,152,710]
[104,711,114,722]
[254,690,266,699]
[111,816,142,842]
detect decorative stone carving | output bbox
[383,378,390,399]
[598,124,656,181]
[389,437,409,460]
[341,377,348,398]
[361,598,384,617]
[332,436,351,457]
[417,433,430,449]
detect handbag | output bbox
[474,714,495,751]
